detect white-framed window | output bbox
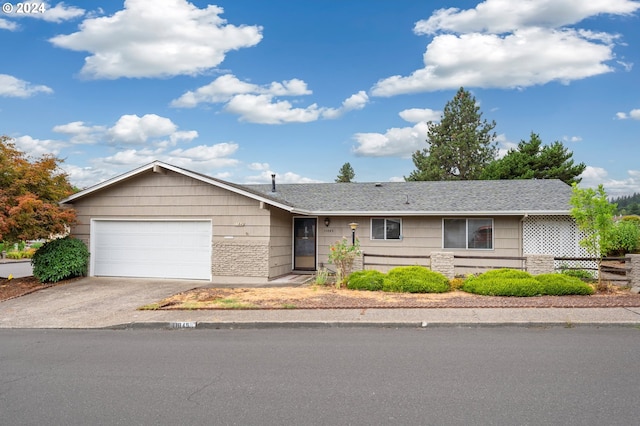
[371,218,402,240]
[443,218,493,250]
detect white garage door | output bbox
[92,220,212,280]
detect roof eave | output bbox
[60,160,297,212]
[305,210,571,216]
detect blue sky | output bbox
[1,0,639,196]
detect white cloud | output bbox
[414,0,640,35]
[616,108,640,120]
[372,0,634,96]
[244,170,322,184]
[12,135,67,157]
[225,94,322,124]
[173,74,367,124]
[494,133,517,158]
[352,122,430,157]
[169,130,198,144]
[170,75,312,106]
[169,143,238,160]
[53,121,106,144]
[107,114,178,144]
[40,2,86,23]
[563,135,583,142]
[49,0,262,79]
[0,74,53,97]
[372,28,614,96]
[323,91,370,119]
[398,108,441,123]
[171,74,264,107]
[248,162,270,171]
[352,107,441,157]
[0,18,18,31]
[580,165,609,184]
[62,163,114,190]
[579,167,640,196]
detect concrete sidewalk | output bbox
[1,277,639,329]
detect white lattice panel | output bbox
[522,215,597,275]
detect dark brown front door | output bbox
[294,218,316,271]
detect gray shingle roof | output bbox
[244,179,572,215]
[60,161,573,216]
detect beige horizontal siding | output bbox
[68,169,280,281]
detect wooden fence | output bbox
[362,253,430,270]
[362,252,630,284]
[555,256,630,284]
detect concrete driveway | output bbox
[0,277,203,328]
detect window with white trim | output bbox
[443,218,493,249]
[371,218,402,240]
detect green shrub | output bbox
[462,268,596,296]
[462,269,543,296]
[346,270,385,291]
[6,251,24,259]
[314,267,330,286]
[560,267,595,282]
[31,237,89,283]
[609,220,640,255]
[382,266,450,293]
[534,274,594,295]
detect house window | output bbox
[443,218,493,249]
[371,218,402,240]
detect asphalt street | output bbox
[1,327,639,425]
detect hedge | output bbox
[462,269,594,296]
[346,270,385,291]
[382,266,450,293]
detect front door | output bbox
[294,218,316,271]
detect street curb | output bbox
[107,321,640,330]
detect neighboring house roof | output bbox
[61,160,573,216]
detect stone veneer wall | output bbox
[525,254,555,275]
[626,254,640,288]
[430,252,455,279]
[212,241,269,278]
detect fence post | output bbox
[626,254,640,289]
[525,254,555,275]
[430,252,455,279]
[353,251,364,272]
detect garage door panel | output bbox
[92,220,211,280]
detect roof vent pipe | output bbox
[271,174,276,192]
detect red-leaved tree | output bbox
[0,136,76,244]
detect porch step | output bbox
[269,274,315,285]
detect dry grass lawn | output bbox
[143,283,640,310]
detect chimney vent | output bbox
[271,174,276,192]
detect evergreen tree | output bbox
[407,87,497,181]
[481,132,586,185]
[335,162,355,183]
[611,193,640,215]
